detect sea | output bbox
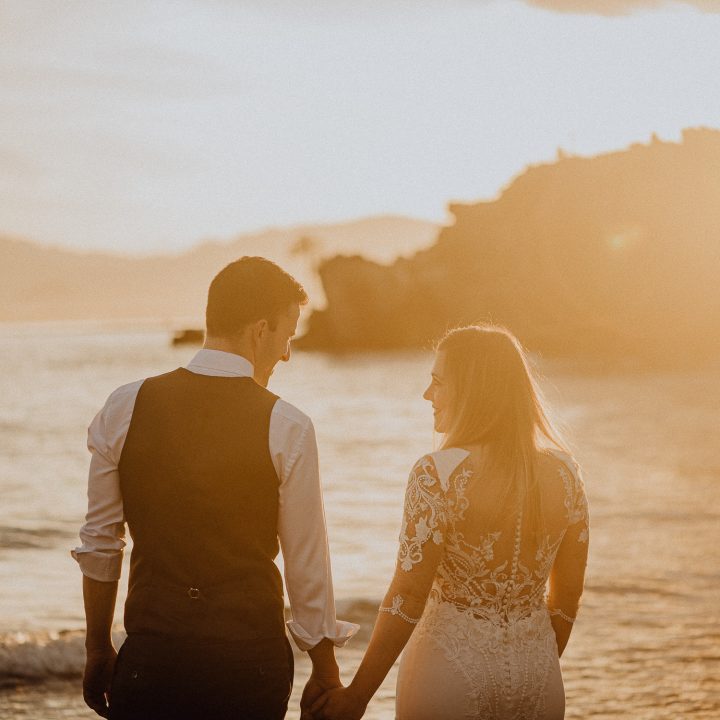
[1,322,719,719]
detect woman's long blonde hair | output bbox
[437,324,568,535]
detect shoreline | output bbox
[0,646,398,720]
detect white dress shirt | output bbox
[72,349,358,651]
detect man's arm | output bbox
[82,576,119,718]
[301,638,343,718]
[271,405,358,714]
[72,387,137,716]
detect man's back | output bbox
[119,368,285,641]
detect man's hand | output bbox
[311,686,368,720]
[300,673,342,720]
[81,577,120,716]
[83,646,117,718]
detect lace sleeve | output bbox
[562,457,589,544]
[548,460,590,623]
[379,455,447,625]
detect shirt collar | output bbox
[186,349,254,378]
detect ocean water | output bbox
[1,323,719,719]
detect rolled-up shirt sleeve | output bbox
[272,402,359,651]
[71,382,141,581]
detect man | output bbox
[72,257,357,719]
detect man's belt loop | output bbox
[188,587,201,600]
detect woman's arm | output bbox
[313,455,447,719]
[348,554,442,707]
[547,537,586,656]
[547,460,589,657]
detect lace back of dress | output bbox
[432,450,581,623]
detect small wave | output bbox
[0,526,75,550]
[0,602,381,684]
[0,630,126,684]
[585,581,687,598]
[335,598,379,642]
[0,420,27,434]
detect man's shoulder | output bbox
[89,379,145,439]
[271,397,313,431]
[106,378,145,405]
[100,379,146,422]
[104,368,188,406]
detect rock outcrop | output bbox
[298,129,720,364]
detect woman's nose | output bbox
[422,384,432,401]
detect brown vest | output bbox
[118,368,285,641]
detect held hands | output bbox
[310,685,368,720]
[300,672,343,720]
[83,646,117,718]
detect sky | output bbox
[1,0,720,253]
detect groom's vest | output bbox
[118,368,286,641]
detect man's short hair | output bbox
[206,256,308,336]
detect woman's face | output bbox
[423,350,452,433]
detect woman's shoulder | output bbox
[539,447,582,483]
[410,447,471,492]
[537,449,587,518]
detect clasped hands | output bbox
[300,674,368,720]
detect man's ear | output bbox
[251,318,269,342]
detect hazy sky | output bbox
[1,0,719,253]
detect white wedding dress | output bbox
[384,447,589,720]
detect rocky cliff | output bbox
[299,129,720,364]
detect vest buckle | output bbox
[188,587,201,600]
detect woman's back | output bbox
[426,447,589,623]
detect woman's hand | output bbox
[300,672,342,719]
[311,685,368,720]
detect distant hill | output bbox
[0,216,438,323]
[300,128,720,365]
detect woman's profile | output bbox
[312,324,589,720]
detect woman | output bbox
[312,325,589,720]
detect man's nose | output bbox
[422,385,432,401]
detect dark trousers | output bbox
[109,634,294,720]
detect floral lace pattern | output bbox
[413,597,560,719]
[397,455,449,572]
[560,461,589,543]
